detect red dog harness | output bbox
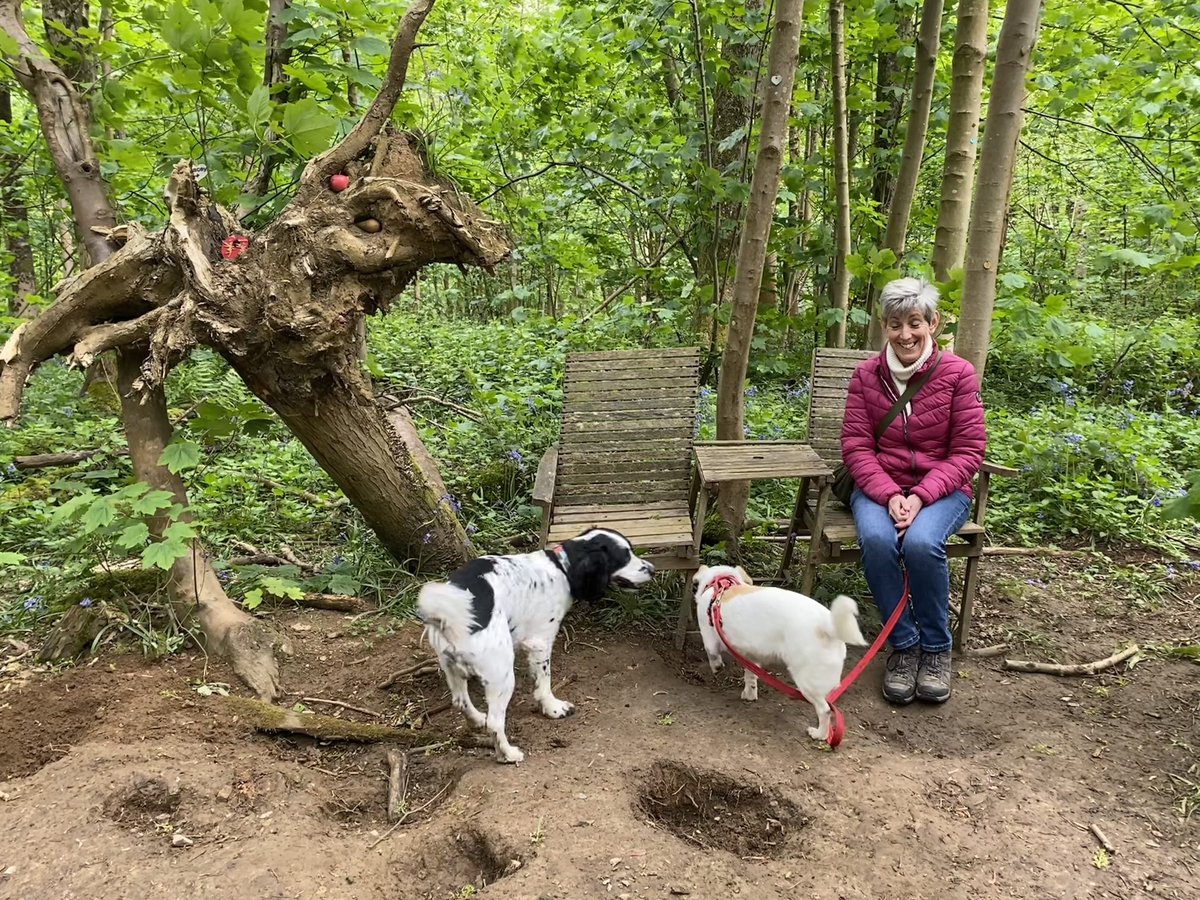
[707,573,910,749]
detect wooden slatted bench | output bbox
[797,347,1016,648]
[533,347,703,574]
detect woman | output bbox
[840,278,985,705]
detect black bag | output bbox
[831,353,942,506]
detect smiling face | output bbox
[884,305,939,367]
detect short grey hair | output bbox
[879,277,939,323]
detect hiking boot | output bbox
[916,650,953,703]
[882,647,920,705]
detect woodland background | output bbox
[1,0,1199,667]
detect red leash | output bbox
[708,573,910,749]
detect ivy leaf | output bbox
[281,98,337,157]
[159,439,201,474]
[117,522,151,549]
[142,539,187,570]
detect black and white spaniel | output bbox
[416,528,655,763]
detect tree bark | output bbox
[0,0,500,690]
[956,0,1043,378]
[251,0,292,198]
[1,87,37,313]
[867,0,945,349]
[714,0,806,532]
[870,13,913,240]
[931,0,989,281]
[827,0,851,349]
[40,0,93,87]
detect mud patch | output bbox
[408,825,526,897]
[101,775,185,836]
[635,759,805,857]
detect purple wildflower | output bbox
[79,597,94,608]
[422,532,433,544]
[23,596,43,611]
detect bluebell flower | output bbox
[217,570,232,582]
[439,494,462,513]
[1151,497,1163,508]
[79,597,94,608]
[332,554,344,566]
[422,532,433,544]
[1064,433,1083,446]
[5,463,15,476]
[507,448,523,464]
[745,386,758,398]
[743,425,751,437]
[23,596,43,611]
[1186,560,1200,570]
[1121,379,1134,395]
[1024,578,1046,587]
[466,524,477,536]
[337,531,347,544]
[699,387,712,399]
[1166,565,1177,579]
[526,397,537,412]
[1064,395,1076,408]
[1036,511,1046,520]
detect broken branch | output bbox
[1003,644,1139,676]
[385,748,409,822]
[300,696,383,717]
[217,694,444,744]
[378,658,439,689]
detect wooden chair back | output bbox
[806,347,873,467]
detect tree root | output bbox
[1003,644,1139,676]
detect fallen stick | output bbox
[13,448,128,469]
[275,593,366,613]
[1003,644,1139,676]
[216,695,444,745]
[385,749,410,822]
[982,546,1090,557]
[300,697,383,718]
[963,644,1010,659]
[367,781,452,849]
[1089,823,1115,854]
[378,659,439,689]
[278,544,317,571]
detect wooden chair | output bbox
[798,347,1016,648]
[533,347,703,577]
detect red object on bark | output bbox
[329,173,350,192]
[221,235,250,261]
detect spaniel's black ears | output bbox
[566,545,610,601]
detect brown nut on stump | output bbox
[355,217,382,234]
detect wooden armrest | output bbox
[532,445,558,506]
[981,460,1019,477]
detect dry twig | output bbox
[300,697,383,718]
[385,749,410,822]
[1003,644,1139,676]
[378,659,439,689]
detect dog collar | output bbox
[705,573,743,624]
[548,543,570,572]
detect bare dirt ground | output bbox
[2,555,1198,900]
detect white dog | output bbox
[693,564,867,742]
[417,528,655,763]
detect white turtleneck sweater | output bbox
[885,336,934,415]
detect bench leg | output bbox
[674,572,695,652]
[956,545,982,650]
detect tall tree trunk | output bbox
[715,0,806,533]
[867,0,945,349]
[870,14,913,241]
[956,0,1043,378]
[827,0,851,348]
[931,0,988,281]
[252,0,293,198]
[41,0,93,87]
[1,87,37,313]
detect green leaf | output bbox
[117,522,151,549]
[243,588,264,610]
[162,1,201,51]
[163,521,198,543]
[142,539,187,570]
[51,491,96,525]
[246,84,271,131]
[159,439,201,474]
[82,496,117,533]
[280,98,337,157]
[328,573,360,595]
[132,489,177,516]
[261,576,304,599]
[0,551,26,567]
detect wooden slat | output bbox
[813,505,985,542]
[564,379,700,398]
[562,429,694,447]
[566,367,699,385]
[559,438,692,456]
[815,348,874,360]
[566,347,701,364]
[565,395,697,413]
[556,458,690,477]
[552,501,689,521]
[554,488,690,506]
[563,414,694,431]
[558,476,689,498]
[550,516,692,538]
[558,470,690,489]
[547,524,694,548]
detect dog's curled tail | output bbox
[830,594,868,646]
[416,582,473,648]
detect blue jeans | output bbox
[850,488,971,653]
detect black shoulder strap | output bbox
[874,351,941,441]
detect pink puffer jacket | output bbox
[840,350,986,506]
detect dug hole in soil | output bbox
[1,563,1198,899]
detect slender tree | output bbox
[931,0,989,281]
[867,0,946,348]
[956,0,1043,377]
[715,0,806,531]
[827,0,851,348]
[1,87,36,313]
